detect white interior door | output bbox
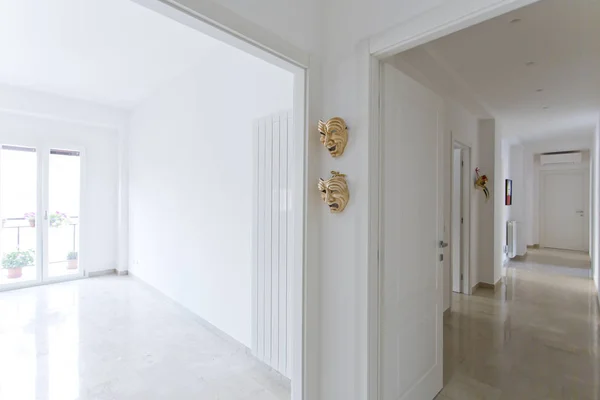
[541,170,586,251]
[380,63,444,400]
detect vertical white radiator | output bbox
[507,221,518,259]
[252,111,293,378]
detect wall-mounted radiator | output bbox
[507,221,518,259]
[252,111,293,378]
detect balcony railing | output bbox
[1,216,79,253]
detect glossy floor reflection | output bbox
[0,276,290,400]
[437,261,600,400]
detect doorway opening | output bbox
[512,148,593,274]
[126,1,308,397]
[368,0,600,398]
[0,0,307,398]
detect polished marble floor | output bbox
[0,276,290,400]
[517,247,592,270]
[1,263,598,400]
[437,260,600,399]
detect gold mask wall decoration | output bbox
[318,171,350,213]
[318,117,348,157]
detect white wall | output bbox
[0,84,128,128]
[0,110,120,274]
[508,144,526,256]
[523,147,535,246]
[593,115,600,296]
[128,44,293,348]
[478,119,496,284]
[493,124,511,281]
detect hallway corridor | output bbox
[437,263,600,399]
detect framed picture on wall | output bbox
[505,179,513,205]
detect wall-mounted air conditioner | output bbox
[540,151,582,165]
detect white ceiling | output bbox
[391,0,600,141]
[0,0,221,108]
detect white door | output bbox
[541,170,586,251]
[380,63,444,400]
[43,148,84,282]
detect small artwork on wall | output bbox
[505,179,513,206]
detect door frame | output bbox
[122,1,311,399]
[451,140,472,295]
[364,1,543,398]
[0,143,87,292]
[539,169,588,251]
[41,145,87,284]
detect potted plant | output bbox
[24,212,36,227]
[67,251,78,269]
[2,249,34,279]
[49,211,69,228]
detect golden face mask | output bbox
[318,171,349,213]
[318,117,348,157]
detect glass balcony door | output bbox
[0,144,84,290]
[43,148,83,281]
[0,145,42,288]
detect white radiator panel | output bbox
[252,111,293,378]
[507,221,518,259]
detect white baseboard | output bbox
[88,269,128,277]
[443,307,451,318]
[88,269,116,277]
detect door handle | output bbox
[439,241,449,248]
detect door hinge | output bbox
[461,273,464,281]
[439,254,444,262]
[461,161,464,167]
[461,217,464,224]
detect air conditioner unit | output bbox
[540,152,582,165]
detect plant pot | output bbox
[67,259,78,270]
[29,219,35,228]
[6,267,22,279]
